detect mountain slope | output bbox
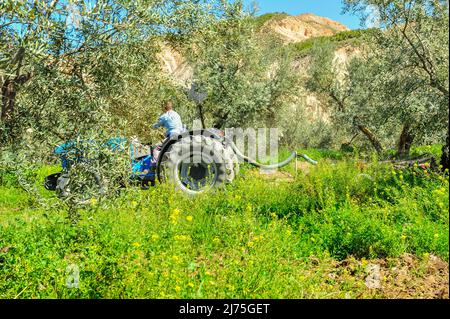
[260,13,350,43]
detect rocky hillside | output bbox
[261,13,349,43]
[157,44,192,86]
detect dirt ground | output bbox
[333,254,449,299]
[377,254,448,298]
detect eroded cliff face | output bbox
[262,13,349,43]
[157,44,192,86]
[298,45,361,123]
[333,45,361,84]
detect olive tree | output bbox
[0,0,229,151]
[0,0,246,209]
[180,1,300,130]
[306,39,386,154]
[343,0,449,157]
[306,0,448,157]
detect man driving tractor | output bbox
[151,100,185,165]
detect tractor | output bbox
[44,129,314,197]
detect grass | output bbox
[409,144,443,159]
[297,148,347,161]
[0,158,448,298]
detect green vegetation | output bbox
[297,148,348,161]
[0,0,448,299]
[306,0,449,158]
[1,159,448,298]
[290,29,374,57]
[183,9,298,129]
[253,12,289,29]
[1,1,448,159]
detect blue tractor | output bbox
[44,129,301,197]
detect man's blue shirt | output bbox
[152,110,184,138]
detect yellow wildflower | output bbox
[186,215,193,222]
[174,235,191,241]
[254,235,264,242]
[170,208,181,224]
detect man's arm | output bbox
[152,115,164,129]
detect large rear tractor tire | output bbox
[159,135,239,194]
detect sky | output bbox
[243,0,363,30]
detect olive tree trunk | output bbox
[357,124,384,154]
[397,123,415,159]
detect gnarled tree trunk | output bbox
[357,124,383,154]
[1,47,30,126]
[397,123,415,159]
[1,79,16,122]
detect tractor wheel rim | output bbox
[177,153,217,192]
